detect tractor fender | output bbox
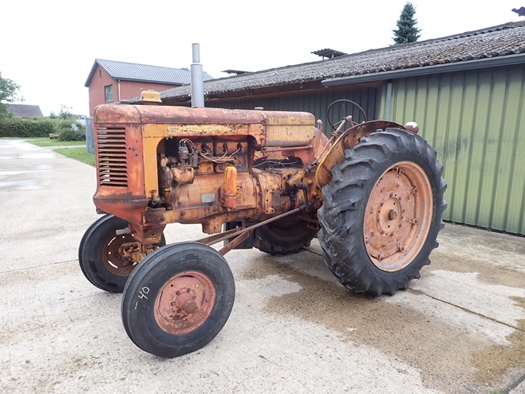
[315,121,407,189]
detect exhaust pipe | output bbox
[191,43,205,108]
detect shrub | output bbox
[57,121,75,131]
[58,129,86,141]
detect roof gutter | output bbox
[322,53,525,87]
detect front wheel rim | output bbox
[102,234,136,276]
[363,161,433,272]
[154,271,216,335]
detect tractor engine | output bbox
[92,103,327,244]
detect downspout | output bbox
[118,80,121,102]
[385,81,393,121]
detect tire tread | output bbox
[318,129,447,296]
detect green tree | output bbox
[0,72,23,120]
[50,105,74,120]
[392,2,421,45]
[58,104,73,120]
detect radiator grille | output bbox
[96,128,128,187]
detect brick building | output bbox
[84,59,214,115]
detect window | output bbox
[104,85,113,102]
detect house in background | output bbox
[7,104,43,119]
[84,59,214,115]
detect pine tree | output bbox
[392,2,421,45]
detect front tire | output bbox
[318,128,447,296]
[79,215,165,293]
[121,242,235,358]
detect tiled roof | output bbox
[85,59,215,87]
[156,21,525,101]
[7,104,43,118]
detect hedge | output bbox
[0,119,86,140]
[0,119,55,138]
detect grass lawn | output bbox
[54,147,96,167]
[21,138,95,167]
[25,137,86,147]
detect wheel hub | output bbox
[103,234,137,276]
[364,161,433,272]
[154,271,216,335]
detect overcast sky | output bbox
[2,0,523,116]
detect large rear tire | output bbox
[318,128,447,296]
[79,215,165,293]
[253,215,317,255]
[121,242,235,358]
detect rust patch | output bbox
[364,161,432,271]
[315,121,406,188]
[154,271,216,335]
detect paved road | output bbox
[1,139,524,393]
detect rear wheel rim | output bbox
[363,161,433,272]
[154,271,216,335]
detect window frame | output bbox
[104,85,114,102]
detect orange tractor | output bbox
[79,95,446,357]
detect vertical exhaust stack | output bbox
[191,43,205,108]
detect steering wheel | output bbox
[326,99,368,130]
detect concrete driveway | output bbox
[1,139,524,393]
